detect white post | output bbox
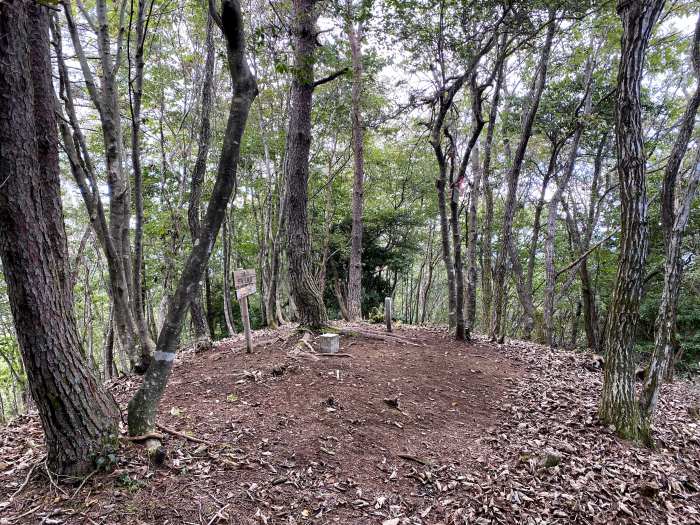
[385,296,392,333]
[240,295,253,353]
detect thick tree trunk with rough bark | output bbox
[346,10,365,321]
[491,17,555,342]
[599,0,665,442]
[283,0,329,328]
[0,0,119,475]
[127,0,257,435]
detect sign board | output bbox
[236,283,256,300]
[233,269,256,288]
[234,269,256,353]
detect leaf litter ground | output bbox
[0,323,698,524]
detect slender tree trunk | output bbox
[187,13,216,348]
[544,55,595,347]
[526,144,559,295]
[599,0,665,442]
[283,0,329,328]
[346,10,365,321]
[491,17,555,342]
[640,15,700,437]
[222,212,237,336]
[480,53,505,330]
[0,0,119,474]
[436,153,457,329]
[449,171,466,339]
[127,0,257,435]
[58,2,154,372]
[129,0,153,356]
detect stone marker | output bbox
[319,333,339,354]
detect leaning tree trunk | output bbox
[127,0,257,435]
[0,0,119,475]
[346,11,365,321]
[599,0,665,442]
[187,13,216,349]
[491,17,555,342]
[639,15,700,438]
[282,0,329,328]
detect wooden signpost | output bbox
[234,269,256,353]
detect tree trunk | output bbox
[599,0,664,442]
[222,212,237,336]
[346,9,365,321]
[0,0,119,475]
[127,0,257,435]
[480,51,505,331]
[640,15,700,438]
[187,13,216,348]
[282,0,329,329]
[543,54,595,347]
[526,144,559,295]
[58,1,154,372]
[491,17,556,342]
[129,0,154,357]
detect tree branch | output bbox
[312,67,349,89]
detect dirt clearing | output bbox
[1,324,698,524]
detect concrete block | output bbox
[319,333,339,354]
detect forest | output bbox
[0,0,699,522]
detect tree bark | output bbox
[129,0,154,357]
[282,0,329,328]
[491,17,556,342]
[188,12,216,348]
[346,5,365,321]
[480,50,505,331]
[222,212,237,336]
[0,0,119,475]
[639,15,700,438]
[127,0,257,435]
[59,0,155,372]
[543,53,595,347]
[599,0,665,442]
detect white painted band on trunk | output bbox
[154,351,176,362]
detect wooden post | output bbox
[240,295,253,353]
[385,296,392,333]
[234,268,256,353]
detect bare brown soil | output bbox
[1,324,698,524]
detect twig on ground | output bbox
[120,432,166,442]
[156,423,213,446]
[206,503,230,525]
[9,505,40,522]
[397,454,430,465]
[71,469,97,498]
[9,458,43,500]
